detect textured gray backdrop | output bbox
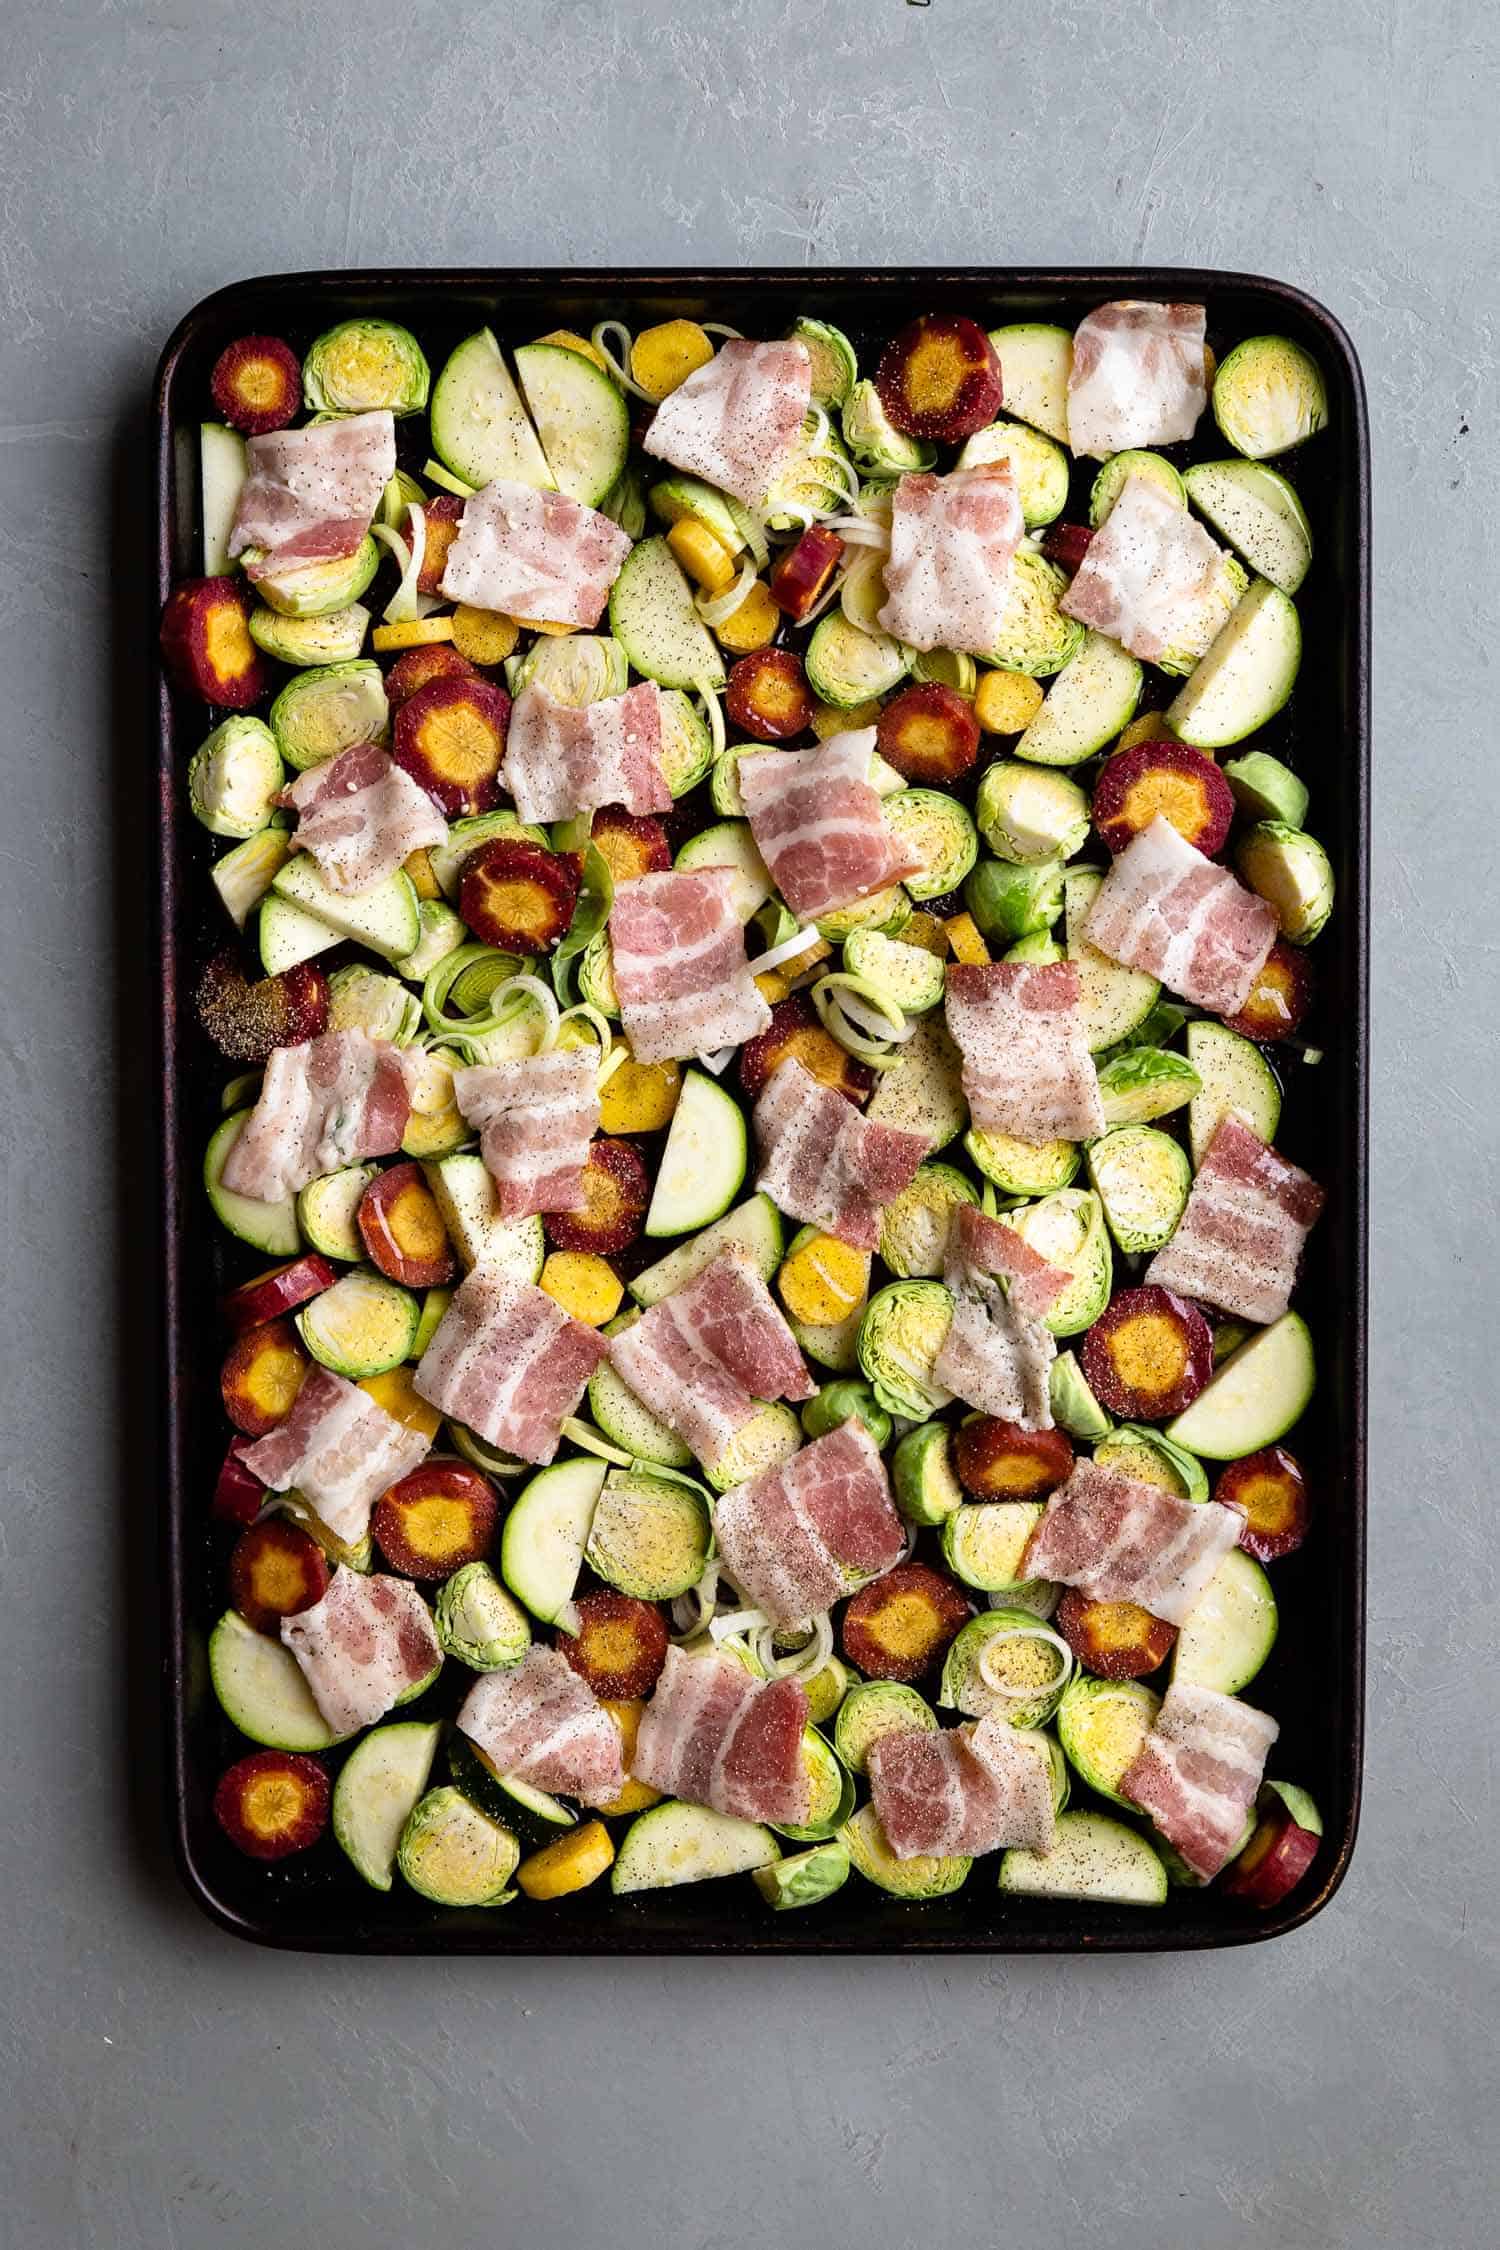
[2,2,1495,2244]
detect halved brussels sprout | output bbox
[1089,449,1186,527]
[396,1785,517,1906]
[434,1560,532,1671]
[1095,1045,1201,1128]
[1085,1124,1192,1255]
[1049,1350,1113,1440]
[764,416,854,530]
[188,715,284,839]
[815,883,912,944]
[841,1802,970,1899]
[855,1281,954,1419]
[773,1729,857,1843]
[843,928,945,1015]
[1094,1422,1208,1503]
[878,1161,978,1280]
[982,546,1085,678]
[303,319,431,417]
[1013,1725,1071,1817]
[393,900,468,985]
[940,1499,1047,1596]
[249,535,381,619]
[963,853,1066,943]
[510,634,630,708]
[268,658,389,774]
[792,317,859,409]
[601,464,647,540]
[883,788,979,902]
[805,611,912,710]
[975,761,1090,865]
[834,1678,939,1775]
[1055,1674,1161,1807]
[841,379,937,476]
[800,1380,892,1451]
[658,689,715,797]
[703,1402,803,1493]
[1221,749,1309,829]
[584,1469,712,1601]
[956,418,1070,527]
[1212,335,1328,459]
[753,1838,851,1910]
[1235,821,1334,944]
[1006,1189,1112,1336]
[249,602,370,667]
[326,964,422,1044]
[890,1420,964,1527]
[939,1607,1071,1730]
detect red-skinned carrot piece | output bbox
[738,993,873,1104]
[1081,1286,1214,1422]
[1221,1783,1321,1906]
[220,1316,311,1436]
[160,578,274,708]
[1055,1588,1177,1680]
[372,1460,499,1579]
[557,1591,668,1700]
[876,315,1003,442]
[393,674,511,815]
[213,1438,266,1528]
[1221,942,1313,1043]
[1040,522,1094,570]
[725,648,815,742]
[952,1418,1074,1501]
[769,527,845,622]
[841,1562,970,1681]
[543,1138,649,1256]
[1213,1446,1312,1562]
[876,682,981,784]
[194,953,330,1065]
[459,838,581,953]
[209,336,302,436]
[416,493,465,595]
[590,806,672,886]
[385,643,480,707]
[356,1162,457,1288]
[221,1253,339,1335]
[1092,741,1234,857]
[214,1750,330,1860]
[229,1516,331,1632]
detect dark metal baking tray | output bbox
[154,268,1368,1954]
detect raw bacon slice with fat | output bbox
[502,681,672,825]
[868,1718,1057,1859]
[876,463,1025,654]
[439,478,633,627]
[220,1029,412,1204]
[933,1204,1068,1431]
[453,1048,601,1221]
[239,1364,432,1545]
[737,729,924,922]
[281,743,447,896]
[1065,301,1208,460]
[753,1056,929,1252]
[414,1270,607,1466]
[281,1568,440,1737]
[458,1646,626,1809]
[1084,815,1279,1016]
[1059,474,1233,666]
[608,866,771,1066]
[1121,1681,1279,1880]
[631,1645,810,1825]
[641,339,812,510]
[229,411,396,569]
[711,1420,905,1629]
[1022,1459,1244,1628]
[943,959,1105,1144]
[1146,1114,1325,1325]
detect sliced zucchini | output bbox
[965,1126,1080,1197]
[643,1070,747,1238]
[1055,1675,1161,1808]
[1166,578,1301,750]
[1183,459,1312,595]
[789,1308,864,1374]
[805,611,912,707]
[295,1163,380,1260]
[1171,1549,1278,1694]
[514,341,629,508]
[208,1610,340,1752]
[397,1785,519,1906]
[833,1680,938,1775]
[1015,631,1143,768]
[1089,449,1186,527]
[1005,1189,1112,1336]
[1086,1126,1192,1255]
[332,1720,443,1892]
[985,323,1072,444]
[1064,867,1161,1051]
[500,1457,609,1623]
[1186,1022,1282,1166]
[447,1733,574,1829]
[842,1802,970,1899]
[204,1111,301,1257]
[956,417,1070,526]
[200,422,247,575]
[1165,1312,1315,1459]
[608,536,725,690]
[420,1153,545,1277]
[629,1195,783,1309]
[998,1810,1167,1905]
[587,1345,693,1468]
[296,1269,419,1378]
[863,1014,967,1151]
[673,819,773,922]
[1049,1350,1113,1440]
[611,1801,780,1893]
[703,1401,803,1493]
[584,1470,713,1601]
[271,856,421,963]
[258,891,340,977]
[429,328,554,490]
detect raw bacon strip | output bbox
[876,464,1025,654]
[608,867,771,1066]
[240,1365,432,1545]
[440,478,633,628]
[753,1056,929,1252]
[738,730,924,921]
[868,1718,1057,1860]
[1060,475,1233,666]
[1022,1460,1244,1628]
[712,1420,905,1629]
[1121,1681,1279,1880]
[502,681,672,826]
[632,1645,810,1825]
[282,743,446,897]
[1146,1115,1325,1324]
[1085,816,1279,1016]
[458,1646,626,1808]
[607,1248,813,1473]
[220,1029,412,1204]
[414,1270,606,1465]
[453,1049,601,1221]
[943,960,1105,1144]
[934,1204,1068,1432]
[641,339,812,510]
[228,411,396,569]
[281,1569,440,1737]
[1065,301,1208,460]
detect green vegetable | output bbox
[843,929,945,1016]
[773,1729,856,1843]
[1089,449,1185,526]
[303,319,430,415]
[295,1164,376,1261]
[1049,1351,1112,1440]
[1003,931,1064,966]
[763,415,854,530]
[842,1803,970,1899]
[514,341,629,509]
[883,788,979,901]
[430,328,553,489]
[1164,1311,1316,1459]
[393,900,468,984]
[1006,1189,1112,1335]
[799,1380,891,1450]
[326,963,422,1044]
[207,1610,342,1752]
[956,417,1070,526]
[1064,866,1161,1051]
[1221,748,1309,828]
[1086,1125,1192,1255]
[249,602,370,667]
[612,1803,780,1893]
[659,690,716,797]
[1016,631,1143,769]
[1186,1021,1282,1166]
[205,1110,300,1257]
[1183,459,1313,594]
[941,1500,1047,1596]
[984,323,1072,443]
[397,1786,518,1907]
[501,1457,609,1622]
[834,1680,938,1776]
[704,1402,803,1493]
[272,855,420,963]
[608,536,725,691]
[1056,1676,1163,1806]
[805,610,912,708]
[250,535,381,619]
[509,633,629,706]
[332,1721,443,1892]
[1171,1550,1278,1694]
[1094,1423,1209,1504]
[863,1014,967,1151]
[975,761,1090,865]
[188,715,283,839]
[878,1161,978,1279]
[550,841,614,1000]
[841,378,936,475]
[629,1195,784,1309]
[753,1839,851,1911]
[434,1561,531,1671]
[268,659,388,773]
[1212,335,1328,458]
[889,1421,964,1527]
[912,647,978,696]
[1095,1045,1201,1127]
[200,421,247,575]
[791,316,859,409]
[600,464,646,540]
[1166,578,1301,750]
[855,1280,954,1419]
[296,1270,420,1379]
[815,885,912,943]
[1235,821,1334,944]
[647,473,746,555]
[213,827,293,929]
[963,854,1066,943]
[965,1127,1079,1197]
[983,546,1085,677]
[998,1810,1167,1905]
[584,1469,713,1601]
[939,1609,1071,1730]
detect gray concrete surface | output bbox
[2,1,1495,2243]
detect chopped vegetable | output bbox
[516,1817,616,1900]
[714,575,780,653]
[1213,1445,1312,1562]
[777,1230,871,1329]
[631,319,715,401]
[221,1253,339,1335]
[385,643,479,707]
[450,606,521,665]
[371,615,458,653]
[598,1051,681,1134]
[303,319,430,416]
[357,1162,457,1289]
[393,673,511,816]
[210,335,302,435]
[1221,940,1313,1043]
[1092,739,1234,856]
[875,314,1003,442]
[590,805,671,885]
[1081,1286,1214,1421]
[841,1561,970,1681]
[219,1315,310,1436]
[942,910,990,965]
[953,1419,1075,1501]
[875,681,980,784]
[229,1517,331,1633]
[769,527,845,622]
[414,492,464,593]
[542,1139,649,1256]
[460,837,582,953]
[194,953,328,1065]
[725,648,815,741]
[1056,1590,1176,1681]
[738,994,873,1103]
[666,515,738,595]
[161,577,273,708]
[372,1460,499,1579]
[540,1250,625,1327]
[558,1590,668,1700]
[214,1750,330,1860]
